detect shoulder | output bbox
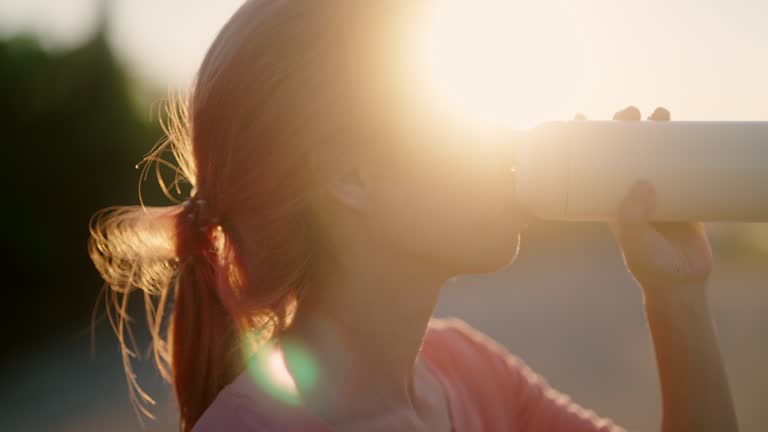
[192,388,267,432]
[421,318,541,429]
[193,368,332,432]
[423,317,567,412]
[425,317,506,349]
[423,318,624,432]
[423,317,527,372]
[422,317,532,398]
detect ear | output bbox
[308,149,369,211]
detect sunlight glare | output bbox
[407,1,583,129]
[268,348,298,393]
[244,337,301,405]
[243,334,319,406]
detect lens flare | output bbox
[244,334,318,406]
[267,348,297,393]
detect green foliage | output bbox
[0,30,165,353]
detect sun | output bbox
[405,1,582,130]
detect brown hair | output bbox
[88,1,406,429]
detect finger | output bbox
[612,180,657,245]
[651,221,698,235]
[620,180,656,225]
[651,221,707,240]
[648,107,671,121]
[652,221,712,274]
[650,222,697,253]
[652,221,710,254]
[613,106,642,121]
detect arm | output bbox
[609,106,737,431]
[645,288,737,432]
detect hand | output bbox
[595,107,713,302]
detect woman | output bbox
[89,1,737,431]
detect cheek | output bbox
[428,187,524,273]
[370,154,526,274]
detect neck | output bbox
[281,245,448,422]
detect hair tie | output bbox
[183,197,220,233]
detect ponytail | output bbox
[87,96,251,430]
[172,198,245,430]
[89,92,308,430]
[89,201,248,431]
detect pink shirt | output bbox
[193,318,624,431]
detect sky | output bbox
[1,0,766,128]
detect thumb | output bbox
[609,180,657,249]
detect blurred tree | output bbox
[0,16,165,356]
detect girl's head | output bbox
[90,1,530,429]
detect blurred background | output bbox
[2,0,766,431]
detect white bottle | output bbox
[515,121,768,222]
